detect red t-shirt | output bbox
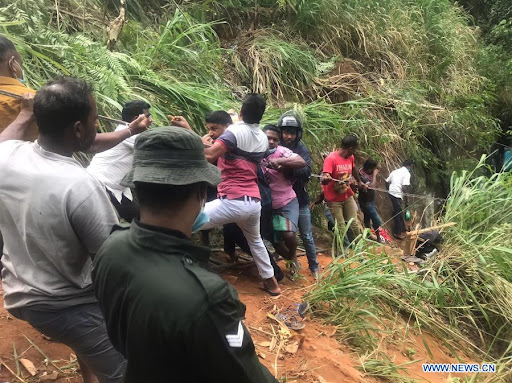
[322,152,355,202]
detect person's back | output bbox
[387,166,410,199]
[385,161,413,239]
[216,121,268,199]
[0,140,115,308]
[93,127,277,383]
[94,223,273,383]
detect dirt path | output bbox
[1,247,470,383]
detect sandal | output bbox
[275,310,305,330]
[260,277,281,296]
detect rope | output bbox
[0,89,128,126]
[310,174,446,202]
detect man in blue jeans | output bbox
[358,159,383,243]
[277,111,319,277]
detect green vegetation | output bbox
[1,0,510,380]
[309,157,512,381]
[0,0,505,185]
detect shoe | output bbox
[311,269,319,281]
[261,277,281,296]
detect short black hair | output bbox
[122,100,150,122]
[135,182,204,209]
[363,159,378,171]
[34,76,93,137]
[205,110,233,126]
[403,160,414,167]
[341,134,359,149]
[0,35,16,61]
[262,124,280,135]
[241,93,266,124]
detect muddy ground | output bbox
[0,239,473,383]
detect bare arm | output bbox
[369,169,380,189]
[267,155,306,170]
[166,116,228,163]
[204,141,227,163]
[352,165,367,191]
[310,192,325,207]
[86,114,150,154]
[0,93,35,143]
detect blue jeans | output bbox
[298,205,319,272]
[359,201,382,230]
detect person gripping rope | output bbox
[88,100,153,222]
[277,111,320,277]
[170,94,281,296]
[386,160,414,240]
[322,134,366,247]
[0,77,149,383]
[260,125,306,277]
[358,159,383,242]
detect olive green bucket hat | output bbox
[121,126,221,188]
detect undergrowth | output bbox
[309,157,512,382]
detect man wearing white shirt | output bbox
[88,101,152,221]
[386,160,413,240]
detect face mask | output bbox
[11,60,26,85]
[191,197,210,233]
[268,147,277,154]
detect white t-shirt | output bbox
[386,166,411,199]
[0,141,119,309]
[88,124,137,202]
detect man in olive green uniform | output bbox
[92,127,277,383]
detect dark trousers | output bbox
[223,223,284,282]
[359,200,382,230]
[106,190,139,223]
[389,194,405,235]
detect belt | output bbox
[220,195,260,202]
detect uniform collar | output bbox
[130,219,211,264]
[0,76,27,87]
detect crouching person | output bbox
[92,127,277,383]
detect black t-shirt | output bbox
[358,170,375,203]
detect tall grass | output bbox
[309,157,512,381]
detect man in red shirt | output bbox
[322,134,366,247]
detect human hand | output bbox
[168,115,192,130]
[267,158,283,171]
[128,114,151,135]
[202,134,214,147]
[19,93,35,120]
[321,173,332,185]
[373,168,380,176]
[359,181,368,191]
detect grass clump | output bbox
[309,157,512,382]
